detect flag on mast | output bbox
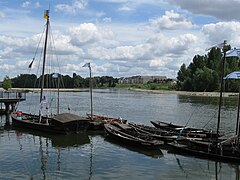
[28,58,34,68]
[52,73,59,78]
[82,62,90,68]
[44,10,49,19]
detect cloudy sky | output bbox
[1,0,240,80]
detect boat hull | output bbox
[168,142,240,164]
[11,112,90,134]
[151,120,223,138]
[104,123,163,150]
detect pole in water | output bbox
[89,64,93,120]
[83,62,93,120]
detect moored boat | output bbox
[87,114,127,123]
[12,112,90,134]
[87,114,127,130]
[151,120,224,138]
[168,136,240,164]
[128,122,209,143]
[11,10,90,134]
[104,123,163,150]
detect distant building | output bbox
[118,76,168,84]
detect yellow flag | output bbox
[44,10,49,19]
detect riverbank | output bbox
[1,87,238,97]
[6,88,88,92]
[129,88,238,97]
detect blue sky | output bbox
[1,0,240,80]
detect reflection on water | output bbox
[1,89,240,179]
[105,138,163,159]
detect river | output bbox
[0,89,239,180]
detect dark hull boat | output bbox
[168,137,240,164]
[151,120,224,138]
[104,123,163,150]
[11,112,90,134]
[128,122,207,143]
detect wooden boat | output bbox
[12,112,90,134]
[104,123,163,150]
[11,10,90,134]
[128,122,207,143]
[87,114,127,130]
[87,114,127,124]
[168,137,240,164]
[151,120,224,138]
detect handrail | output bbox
[0,91,26,100]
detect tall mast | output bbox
[40,10,50,103]
[216,40,227,142]
[90,65,93,120]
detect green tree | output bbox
[12,74,37,88]
[192,67,218,92]
[176,45,239,92]
[2,76,12,90]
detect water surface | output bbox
[0,89,239,179]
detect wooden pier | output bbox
[0,91,26,114]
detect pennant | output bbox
[44,10,49,20]
[41,95,47,104]
[28,58,34,68]
[82,62,90,68]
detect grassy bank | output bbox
[115,83,176,91]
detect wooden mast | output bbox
[40,10,50,103]
[89,64,93,120]
[216,40,227,142]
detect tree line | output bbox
[5,73,118,89]
[177,46,240,92]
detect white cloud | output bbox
[202,21,240,46]
[118,6,134,11]
[68,23,117,47]
[1,47,14,59]
[69,23,102,46]
[22,1,31,8]
[147,33,198,56]
[0,64,15,71]
[87,32,198,77]
[55,0,87,14]
[0,31,84,64]
[150,10,193,30]
[88,43,151,60]
[51,31,85,55]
